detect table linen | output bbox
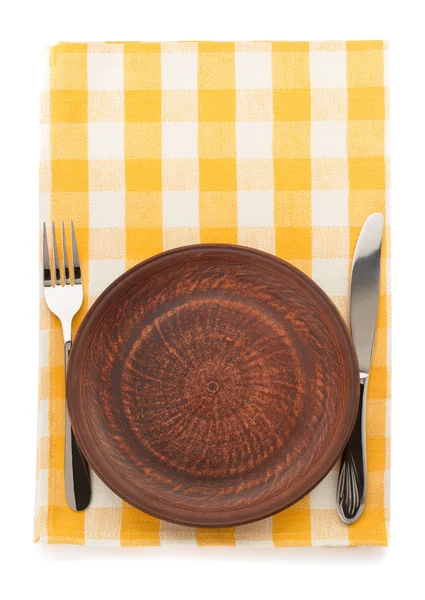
[35,40,390,546]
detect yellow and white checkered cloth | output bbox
[35,41,390,546]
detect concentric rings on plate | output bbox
[67,245,359,527]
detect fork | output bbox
[43,221,91,511]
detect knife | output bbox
[337,213,384,524]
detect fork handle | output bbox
[64,341,91,511]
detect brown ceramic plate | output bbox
[67,245,359,527]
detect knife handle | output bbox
[64,340,91,511]
[337,374,368,524]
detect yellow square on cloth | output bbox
[36,40,390,547]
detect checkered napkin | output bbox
[35,41,390,546]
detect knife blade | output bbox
[337,213,384,524]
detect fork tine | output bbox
[51,222,61,286]
[62,221,71,285]
[71,220,82,285]
[42,222,52,288]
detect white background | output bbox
[1,0,424,598]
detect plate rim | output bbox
[67,243,359,527]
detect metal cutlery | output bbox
[337,213,384,524]
[42,221,91,511]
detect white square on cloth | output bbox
[162,122,198,158]
[90,192,125,228]
[312,190,348,226]
[163,191,199,227]
[88,53,124,90]
[161,53,198,90]
[309,51,347,89]
[236,52,272,90]
[311,121,347,158]
[237,122,273,159]
[238,191,274,227]
[88,123,124,160]
[89,259,125,297]
[312,258,348,296]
